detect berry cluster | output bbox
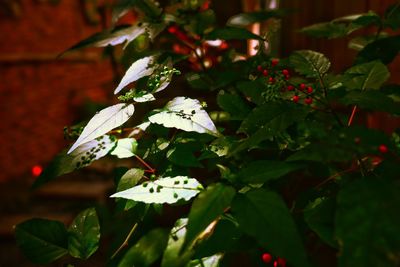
[261,252,286,267]
[255,59,315,105]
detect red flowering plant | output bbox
[15,1,400,266]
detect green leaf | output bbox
[161,218,193,267]
[205,27,264,41]
[61,24,146,54]
[184,184,236,250]
[300,22,349,39]
[384,3,400,30]
[356,35,400,64]
[287,143,353,163]
[117,168,145,192]
[343,60,390,90]
[68,208,100,259]
[290,50,331,78]
[227,10,290,27]
[148,97,220,137]
[15,218,68,264]
[238,160,303,183]
[336,177,400,267]
[167,144,202,167]
[231,189,309,267]
[304,198,336,248]
[217,91,251,120]
[112,0,162,23]
[115,55,158,94]
[111,176,203,204]
[32,135,116,188]
[186,254,223,267]
[235,80,265,105]
[300,12,380,39]
[68,104,134,154]
[111,138,138,158]
[118,228,169,267]
[340,90,400,114]
[238,102,307,134]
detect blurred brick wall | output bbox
[0,0,114,182]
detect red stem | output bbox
[347,105,357,126]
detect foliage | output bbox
[16,1,400,267]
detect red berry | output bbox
[276,258,286,267]
[200,0,210,11]
[287,85,294,91]
[354,137,361,144]
[263,69,269,76]
[167,25,179,34]
[274,261,278,267]
[299,83,306,91]
[284,74,290,80]
[378,144,388,153]
[305,97,313,105]
[269,77,275,83]
[262,253,272,263]
[257,65,263,72]
[292,95,299,103]
[307,86,313,93]
[218,41,229,50]
[271,58,279,66]
[282,69,289,76]
[31,165,43,177]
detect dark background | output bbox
[0,0,398,266]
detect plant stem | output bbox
[347,106,357,126]
[111,222,138,259]
[135,155,155,173]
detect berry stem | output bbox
[347,105,357,126]
[111,222,138,259]
[135,155,156,173]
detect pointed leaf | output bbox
[186,254,224,267]
[68,104,134,153]
[231,189,310,267]
[205,27,264,41]
[290,50,331,78]
[161,218,193,267]
[336,177,400,267]
[118,228,169,267]
[112,0,162,23]
[340,90,400,114]
[149,97,220,137]
[117,168,144,192]
[115,56,157,94]
[111,138,138,158]
[343,60,390,90]
[238,160,303,183]
[184,183,236,250]
[111,176,203,204]
[304,198,336,248]
[68,208,100,259]
[32,135,116,188]
[227,10,290,27]
[356,35,400,64]
[63,24,148,54]
[15,218,68,264]
[217,91,251,120]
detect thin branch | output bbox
[111,222,138,259]
[135,155,155,173]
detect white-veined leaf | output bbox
[148,97,220,137]
[33,136,116,188]
[134,92,156,102]
[110,176,203,204]
[111,138,138,158]
[68,104,134,154]
[114,56,158,94]
[186,254,224,267]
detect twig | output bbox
[111,222,138,259]
[135,155,155,173]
